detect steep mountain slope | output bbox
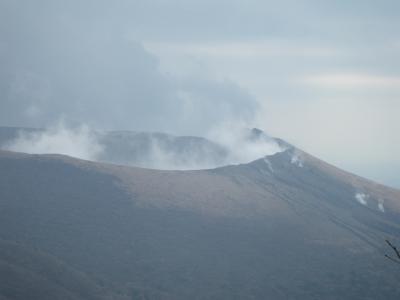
[0,149,400,299]
[0,239,123,300]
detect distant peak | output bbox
[246,128,271,142]
[250,128,264,137]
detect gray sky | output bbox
[0,0,399,187]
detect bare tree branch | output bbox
[385,239,400,259]
[384,239,400,264]
[384,254,400,264]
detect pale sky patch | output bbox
[144,40,342,59]
[301,73,400,88]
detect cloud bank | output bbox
[0,1,258,136]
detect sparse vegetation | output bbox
[0,151,400,299]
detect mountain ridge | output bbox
[1,133,400,299]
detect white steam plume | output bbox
[354,193,368,206]
[5,122,103,161]
[3,122,284,170]
[146,137,219,170]
[207,122,284,165]
[378,199,385,213]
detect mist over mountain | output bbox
[0,126,285,170]
[1,0,399,188]
[1,2,399,298]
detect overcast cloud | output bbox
[0,0,257,134]
[0,0,399,187]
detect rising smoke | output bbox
[3,122,284,170]
[4,122,103,161]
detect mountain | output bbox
[0,127,41,144]
[0,239,123,300]
[95,130,228,169]
[1,140,400,299]
[0,126,284,170]
[0,127,229,169]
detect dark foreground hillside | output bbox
[0,150,400,299]
[0,239,122,300]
